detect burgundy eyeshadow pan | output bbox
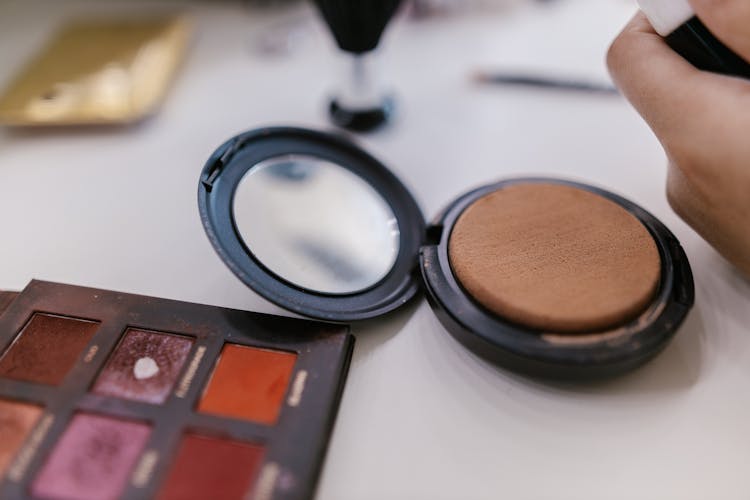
[0,313,99,385]
[91,328,194,404]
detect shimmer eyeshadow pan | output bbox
[0,313,99,385]
[198,344,297,425]
[31,413,151,500]
[157,434,264,500]
[0,280,353,500]
[0,399,42,478]
[91,328,194,404]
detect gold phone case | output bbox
[0,16,189,126]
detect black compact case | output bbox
[199,127,695,380]
[420,180,694,379]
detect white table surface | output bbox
[2,1,750,499]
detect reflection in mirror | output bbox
[233,155,401,295]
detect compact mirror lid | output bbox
[198,127,425,322]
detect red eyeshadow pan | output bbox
[198,344,296,425]
[0,313,99,385]
[91,329,194,404]
[157,434,264,500]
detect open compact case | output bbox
[198,127,695,380]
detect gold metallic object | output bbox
[0,16,189,126]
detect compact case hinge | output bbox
[201,139,241,191]
[425,224,444,246]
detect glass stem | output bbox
[340,53,379,110]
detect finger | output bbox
[608,14,709,138]
[607,13,750,142]
[689,0,750,63]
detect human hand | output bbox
[607,6,750,277]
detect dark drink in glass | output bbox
[312,0,403,131]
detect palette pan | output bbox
[199,126,694,380]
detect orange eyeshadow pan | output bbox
[198,344,297,425]
[0,398,42,478]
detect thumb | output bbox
[607,13,750,144]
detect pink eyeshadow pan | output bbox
[30,413,151,500]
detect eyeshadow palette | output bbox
[0,281,353,500]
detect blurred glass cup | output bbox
[312,0,404,132]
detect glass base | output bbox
[328,96,394,132]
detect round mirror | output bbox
[232,155,401,295]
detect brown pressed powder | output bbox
[448,183,661,332]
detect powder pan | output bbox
[199,127,694,379]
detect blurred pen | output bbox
[473,71,619,95]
